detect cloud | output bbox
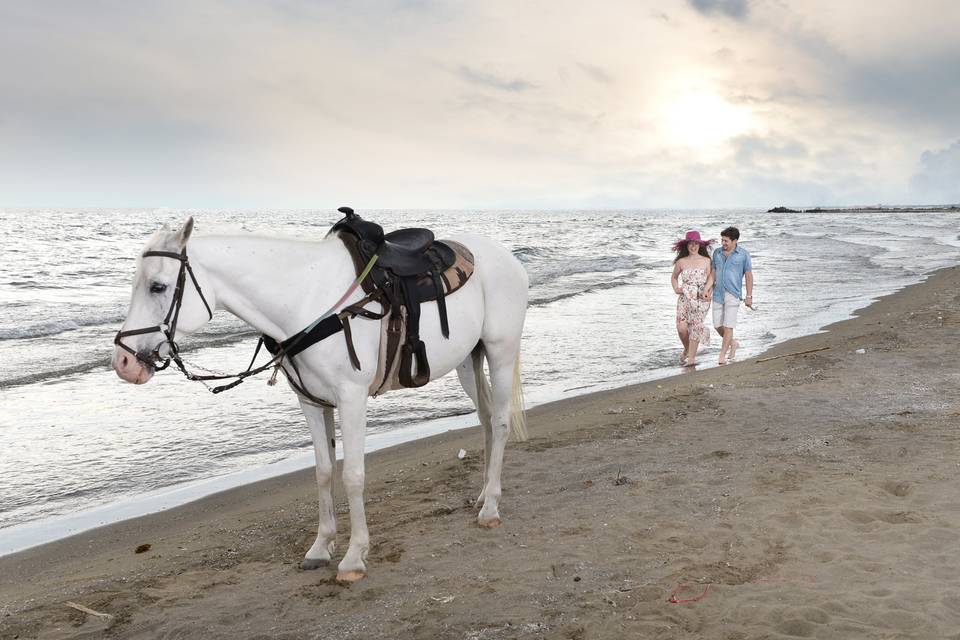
[713,47,736,61]
[577,63,613,85]
[732,135,808,167]
[0,0,954,208]
[457,66,536,92]
[910,140,960,204]
[687,0,749,19]
[838,54,960,132]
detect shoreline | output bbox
[5,265,960,638]
[0,266,942,556]
[0,273,902,557]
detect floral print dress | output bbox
[676,267,711,344]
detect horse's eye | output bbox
[150,282,168,294]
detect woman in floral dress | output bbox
[670,230,715,366]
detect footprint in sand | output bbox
[775,619,817,637]
[941,594,960,613]
[773,607,831,637]
[842,510,920,525]
[881,480,912,497]
[799,608,831,624]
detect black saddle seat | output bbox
[378,228,436,276]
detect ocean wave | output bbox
[529,279,634,306]
[512,246,551,262]
[6,280,62,290]
[0,329,261,389]
[526,255,641,286]
[0,360,111,389]
[0,315,124,341]
[0,310,255,343]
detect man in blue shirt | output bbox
[709,226,753,364]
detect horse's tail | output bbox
[509,352,528,442]
[472,344,527,442]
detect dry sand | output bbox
[4,266,960,639]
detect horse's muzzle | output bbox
[112,348,155,384]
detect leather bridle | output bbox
[112,244,380,409]
[114,249,213,371]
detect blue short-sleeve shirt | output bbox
[712,245,752,303]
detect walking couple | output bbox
[671,226,753,366]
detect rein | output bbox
[115,247,380,408]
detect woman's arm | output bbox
[703,262,715,299]
[671,262,682,294]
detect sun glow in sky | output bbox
[1,1,959,208]
[662,89,753,149]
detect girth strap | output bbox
[431,270,450,339]
[397,277,430,387]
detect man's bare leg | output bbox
[719,327,734,364]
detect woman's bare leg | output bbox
[677,320,690,363]
[686,338,700,365]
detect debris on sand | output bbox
[65,601,114,620]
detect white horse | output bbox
[112,218,528,581]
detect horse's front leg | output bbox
[300,402,337,569]
[336,388,370,582]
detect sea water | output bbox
[2,207,958,552]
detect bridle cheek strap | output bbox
[114,248,213,369]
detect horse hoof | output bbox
[477,516,502,529]
[300,558,330,570]
[336,570,366,583]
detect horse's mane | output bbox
[143,225,342,253]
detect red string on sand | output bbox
[667,583,711,604]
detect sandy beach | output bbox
[4,265,960,639]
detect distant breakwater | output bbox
[768,204,960,214]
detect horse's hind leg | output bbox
[476,342,520,528]
[300,402,337,569]
[456,345,493,506]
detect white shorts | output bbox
[712,292,740,329]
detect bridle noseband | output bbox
[114,248,213,371]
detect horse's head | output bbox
[112,217,215,384]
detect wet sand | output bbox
[4,266,960,639]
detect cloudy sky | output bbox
[2,0,959,209]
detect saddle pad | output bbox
[369,240,475,396]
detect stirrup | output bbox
[399,339,430,387]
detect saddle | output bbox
[330,207,474,391]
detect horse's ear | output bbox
[176,217,194,247]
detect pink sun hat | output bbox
[672,230,714,252]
